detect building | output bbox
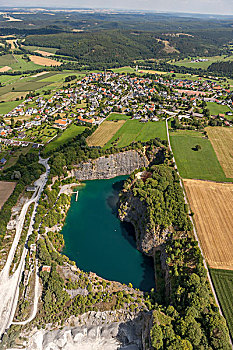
[41,266,51,273]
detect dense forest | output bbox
[208,61,233,75]
[150,237,231,349]
[120,165,192,232]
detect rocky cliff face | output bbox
[27,310,150,350]
[72,150,149,180]
[119,193,171,256]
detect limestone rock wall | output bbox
[27,310,148,350]
[72,150,149,180]
[119,193,171,256]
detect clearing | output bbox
[184,179,233,270]
[210,269,233,340]
[87,120,125,147]
[170,129,231,182]
[206,127,233,178]
[104,120,167,148]
[29,56,62,67]
[0,181,16,209]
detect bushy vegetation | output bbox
[149,238,231,349]
[121,164,192,232]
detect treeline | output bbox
[0,26,66,36]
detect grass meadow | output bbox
[170,55,233,69]
[106,113,131,121]
[0,100,21,114]
[206,102,233,120]
[170,130,230,182]
[104,120,167,149]
[44,124,86,153]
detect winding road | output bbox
[0,157,50,337]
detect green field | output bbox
[104,120,167,148]
[40,71,86,83]
[170,55,233,70]
[0,54,17,67]
[170,130,231,182]
[207,102,233,120]
[0,54,42,71]
[0,74,27,85]
[44,124,86,153]
[0,100,21,114]
[0,81,51,97]
[107,113,131,121]
[210,269,233,340]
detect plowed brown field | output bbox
[206,127,233,178]
[184,179,233,270]
[87,120,125,147]
[29,56,62,67]
[0,181,16,209]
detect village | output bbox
[0,70,232,168]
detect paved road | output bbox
[0,157,50,337]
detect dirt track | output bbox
[184,179,233,270]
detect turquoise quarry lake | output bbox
[62,176,155,291]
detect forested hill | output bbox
[23,30,222,68]
[24,31,165,66]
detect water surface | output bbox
[62,176,155,291]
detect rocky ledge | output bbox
[71,150,149,180]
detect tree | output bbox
[150,324,163,349]
[195,144,201,151]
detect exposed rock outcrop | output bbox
[26,310,150,350]
[72,150,149,180]
[119,193,171,256]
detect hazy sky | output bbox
[1,0,233,16]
